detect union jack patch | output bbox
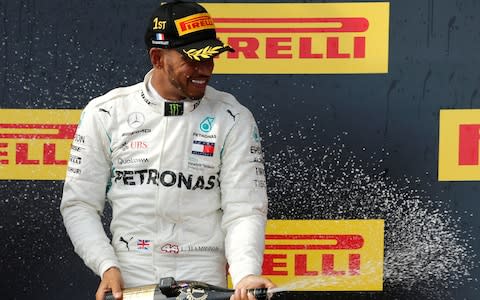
[136,239,152,252]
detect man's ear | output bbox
[149,48,164,69]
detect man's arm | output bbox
[219,107,270,287]
[60,104,120,280]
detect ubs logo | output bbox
[121,141,148,151]
[128,112,145,128]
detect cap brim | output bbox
[176,39,235,61]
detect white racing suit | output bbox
[60,70,268,288]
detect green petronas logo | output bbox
[200,117,215,132]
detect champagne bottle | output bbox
[105,277,270,300]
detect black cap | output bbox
[144,1,234,61]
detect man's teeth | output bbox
[192,79,206,84]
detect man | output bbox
[60,1,274,300]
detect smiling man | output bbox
[145,1,232,101]
[60,1,274,300]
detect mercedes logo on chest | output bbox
[128,112,145,128]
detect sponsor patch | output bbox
[69,154,82,165]
[175,13,215,36]
[117,157,149,165]
[192,140,215,157]
[71,144,84,152]
[113,169,217,190]
[199,117,215,133]
[193,132,216,139]
[121,129,151,137]
[136,239,152,253]
[67,167,81,175]
[164,102,184,116]
[121,140,148,151]
[187,159,216,171]
[161,243,179,254]
[127,112,145,128]
[74,134,86,144]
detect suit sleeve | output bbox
[60,104,119,278]
[219,108,268,287]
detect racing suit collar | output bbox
[141,69,201,116]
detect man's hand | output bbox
[95,267,124,300]
[230,275,276,300]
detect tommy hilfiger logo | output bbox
[192,140,215,157]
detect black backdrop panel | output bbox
[1,1,479,299]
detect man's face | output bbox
[162,50,214,100]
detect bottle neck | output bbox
[172,280,269,300]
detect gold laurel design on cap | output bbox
[183,45,223,61]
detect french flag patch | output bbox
[192,140,215,157]
[155,33,165,41]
